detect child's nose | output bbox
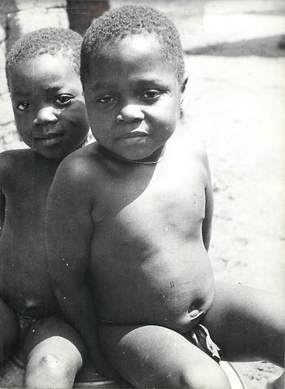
[117,104,144,123]
[33,106,58,125]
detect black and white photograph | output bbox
[0,1,284,388]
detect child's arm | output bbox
[0,152,8,232]
[46,156,117,378]
[202,152,213,251]
[0,188,4,233]
[0,190,5,233]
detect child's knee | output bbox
[25,337,82,388]
[25,352,78,388]
[178,364,231,389]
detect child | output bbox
[0,28,90,388]
[47,6,285,389]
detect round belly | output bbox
[92,245,215,332]
[0,239,57,316]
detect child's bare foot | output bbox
[267,372,284,389]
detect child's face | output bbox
[84,34,183,161]
[9,53,89,159]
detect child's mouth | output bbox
[119,131,148,141]
[125,131,147,138]
[34,132,64,147]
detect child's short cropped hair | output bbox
[81,5,185,84]
[6,27,82,88]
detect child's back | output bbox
[0,27,89,388]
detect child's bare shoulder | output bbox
[175,128,210,171]
[193,138,211,175]
[55,143,102,184]
[0,149,34,182]
[172,128,212,193]
[191,137,211,186]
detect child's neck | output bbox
[98,145,165,165]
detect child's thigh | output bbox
[0,298,18,361]
[203,281,285,364]
[23,315,86,363]
[100,324,231,389]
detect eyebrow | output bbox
[90,77,169,90]
[43,85,64,92]
[90,81,111,90]
[12,84,74,98]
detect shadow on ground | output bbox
[185,35,285,57]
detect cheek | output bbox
[14,116,32,138]
[153,101,179,129]
[60,105,88,127]
[167,100,180,125]
[74,108,89,129]
[85,95,98,116]
[88,111,112,134]
[63,101,88,121]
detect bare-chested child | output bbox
[0,28,90,388]
[47,6,285,389]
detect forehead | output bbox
[9,53,78,93]
[87,34,178,85]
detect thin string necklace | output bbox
[129,154,164,165]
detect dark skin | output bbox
[47,34,284,388]
[47,33,215,384]
[47,132,214,381]
[0,151,62,316]
[0,52,90,386]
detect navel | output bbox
[188,299,205,320]
[188,309,204,319]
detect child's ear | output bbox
[181,76,188,95]
[179,76,188,120]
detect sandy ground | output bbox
[183,53,285,389]
[0,1,284,388]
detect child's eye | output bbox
[55,94,74,106]
[16,102,30,111]
[96,95,116,105]
[141,90,161,101]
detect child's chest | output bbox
[3,169,53,221]
[93,159,206,240]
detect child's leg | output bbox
[100,323,231,389]
[23,316,85,388]
[0,298,18,363]
[203,281,285,366]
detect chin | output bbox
[120,147,156,161]
[35,149,66,160]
